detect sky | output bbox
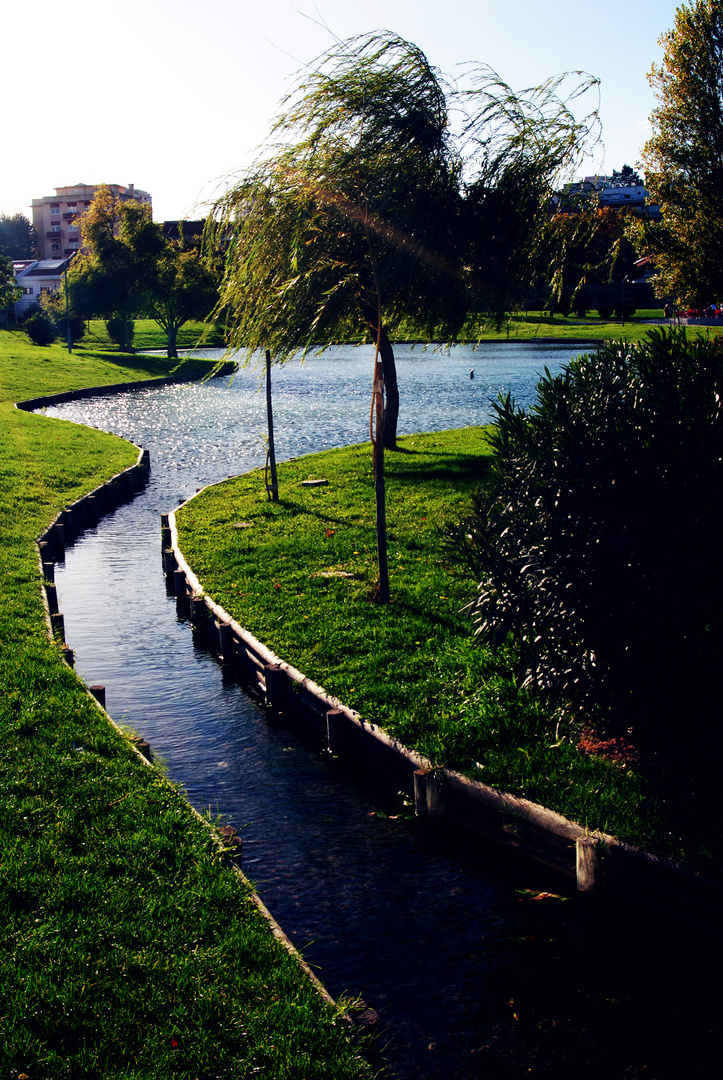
[3,0,680,222]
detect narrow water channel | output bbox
[46,344,717,1079]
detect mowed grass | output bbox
[78,318,227,353]
[176,432,697,864]
[0,329,369,1079]
[393,309,673,345]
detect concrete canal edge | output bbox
[20,394,350,1025]
[168,479,723,927]
[14,371,222,413]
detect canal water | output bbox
[45,343,716,1079]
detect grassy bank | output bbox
[393,310,673,345]
[0,329,369,1079]
[177,430,713,870]
[77,318,227,353]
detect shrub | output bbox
[452,329,723,770]
[24,313,57,346]
[106,316,135,350]
[596,303,614,319]
[18,303,41,323]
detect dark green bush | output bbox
[453,329,723,769]
[106,315,135,350]
[24,312,57,346]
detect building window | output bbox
[68,222,78,232]
[50,207,60,216]
[67,238,79,248]
[66,204,77,213]
[51,225,61,233]
[23,287,34,295]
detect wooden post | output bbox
[265,349,279,502]
[576,835,601,894]
[161,526,172,551]
[52,523,65,558]
[43,561,55,582]
[44,582,59,614]
[89,685,106,708]
[131,736,152,762]
[326,708,346,755]
[218,621,235,661]
[50,612,65,641]
[264,663,287,708]
[218,825,243,867]
[173,568,187,599]
[414,769,445,819]
[190,596,206,628]
[162,547,176,577]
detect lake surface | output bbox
[45,343,715,1079]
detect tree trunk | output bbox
[373,354,390,602]
[363,311,399,449]
[167,323,179,360]
[265,349,279,502]
[377,327,399,450]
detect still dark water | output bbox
[46,344,717,1079]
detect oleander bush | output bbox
[452,328,723,781]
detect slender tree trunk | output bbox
[265,349,279,502]
[364,309,399,449]
[167,322,179,360]
[372,353,390,602]
[377,326,399,450]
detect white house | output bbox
[12,258,73,318]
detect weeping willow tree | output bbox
[456,67,601,320]
[207,32,598,601]
[209,32,465,451]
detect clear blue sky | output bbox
[4,0,679,221]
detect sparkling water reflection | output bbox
[45,342,715,1079]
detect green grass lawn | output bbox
[393,309,674,345]
[78,318,227,353]
[0,328,370,1079]
[177,428,716,871]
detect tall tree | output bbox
[0,254,22,326]
[208,32,596,600]
[0,213,37,259]
[458,68,600,321]
[641,0,723,305]
[71,184,139,349]
[120,203,218,359]
[72,188,217,357]
[209,32,466,451]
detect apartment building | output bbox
[31,183,152,260]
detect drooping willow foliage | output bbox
[205,32,599,601]
[206,31,601,401]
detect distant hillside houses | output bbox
[556,170,661,219]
